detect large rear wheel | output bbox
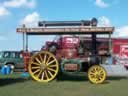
[28,51,59,82]
[88,65,107,84]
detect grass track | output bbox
[0,72,128,96]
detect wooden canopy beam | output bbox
[16,27,114,35]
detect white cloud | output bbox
[0,6,10,17]
[20,12,40,27]
[95,0,109,8]
[98,16,111,27]
[3,0,36,8]
[0,0,36,18]
[113,26,128,37]
[97,16,128,38]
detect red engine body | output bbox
[23,36,110,72]
[57,37,80,58]
[42,36,80,59]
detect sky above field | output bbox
[0,0,128,51]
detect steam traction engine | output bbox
[17,18,114,84]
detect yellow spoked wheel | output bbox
[28,51,59,82]
[88,65,107,84]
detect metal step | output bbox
[101,64,128,77]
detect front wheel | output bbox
[88,65,107,84]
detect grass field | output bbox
[0,72,128,96]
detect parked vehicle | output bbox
[0,51,24,70]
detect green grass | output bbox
[0,72,128,96]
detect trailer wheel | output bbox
[88,65,107,84]
[28,51,59,82]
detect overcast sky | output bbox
[0,0,128,51]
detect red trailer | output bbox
[113,38,128,68]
